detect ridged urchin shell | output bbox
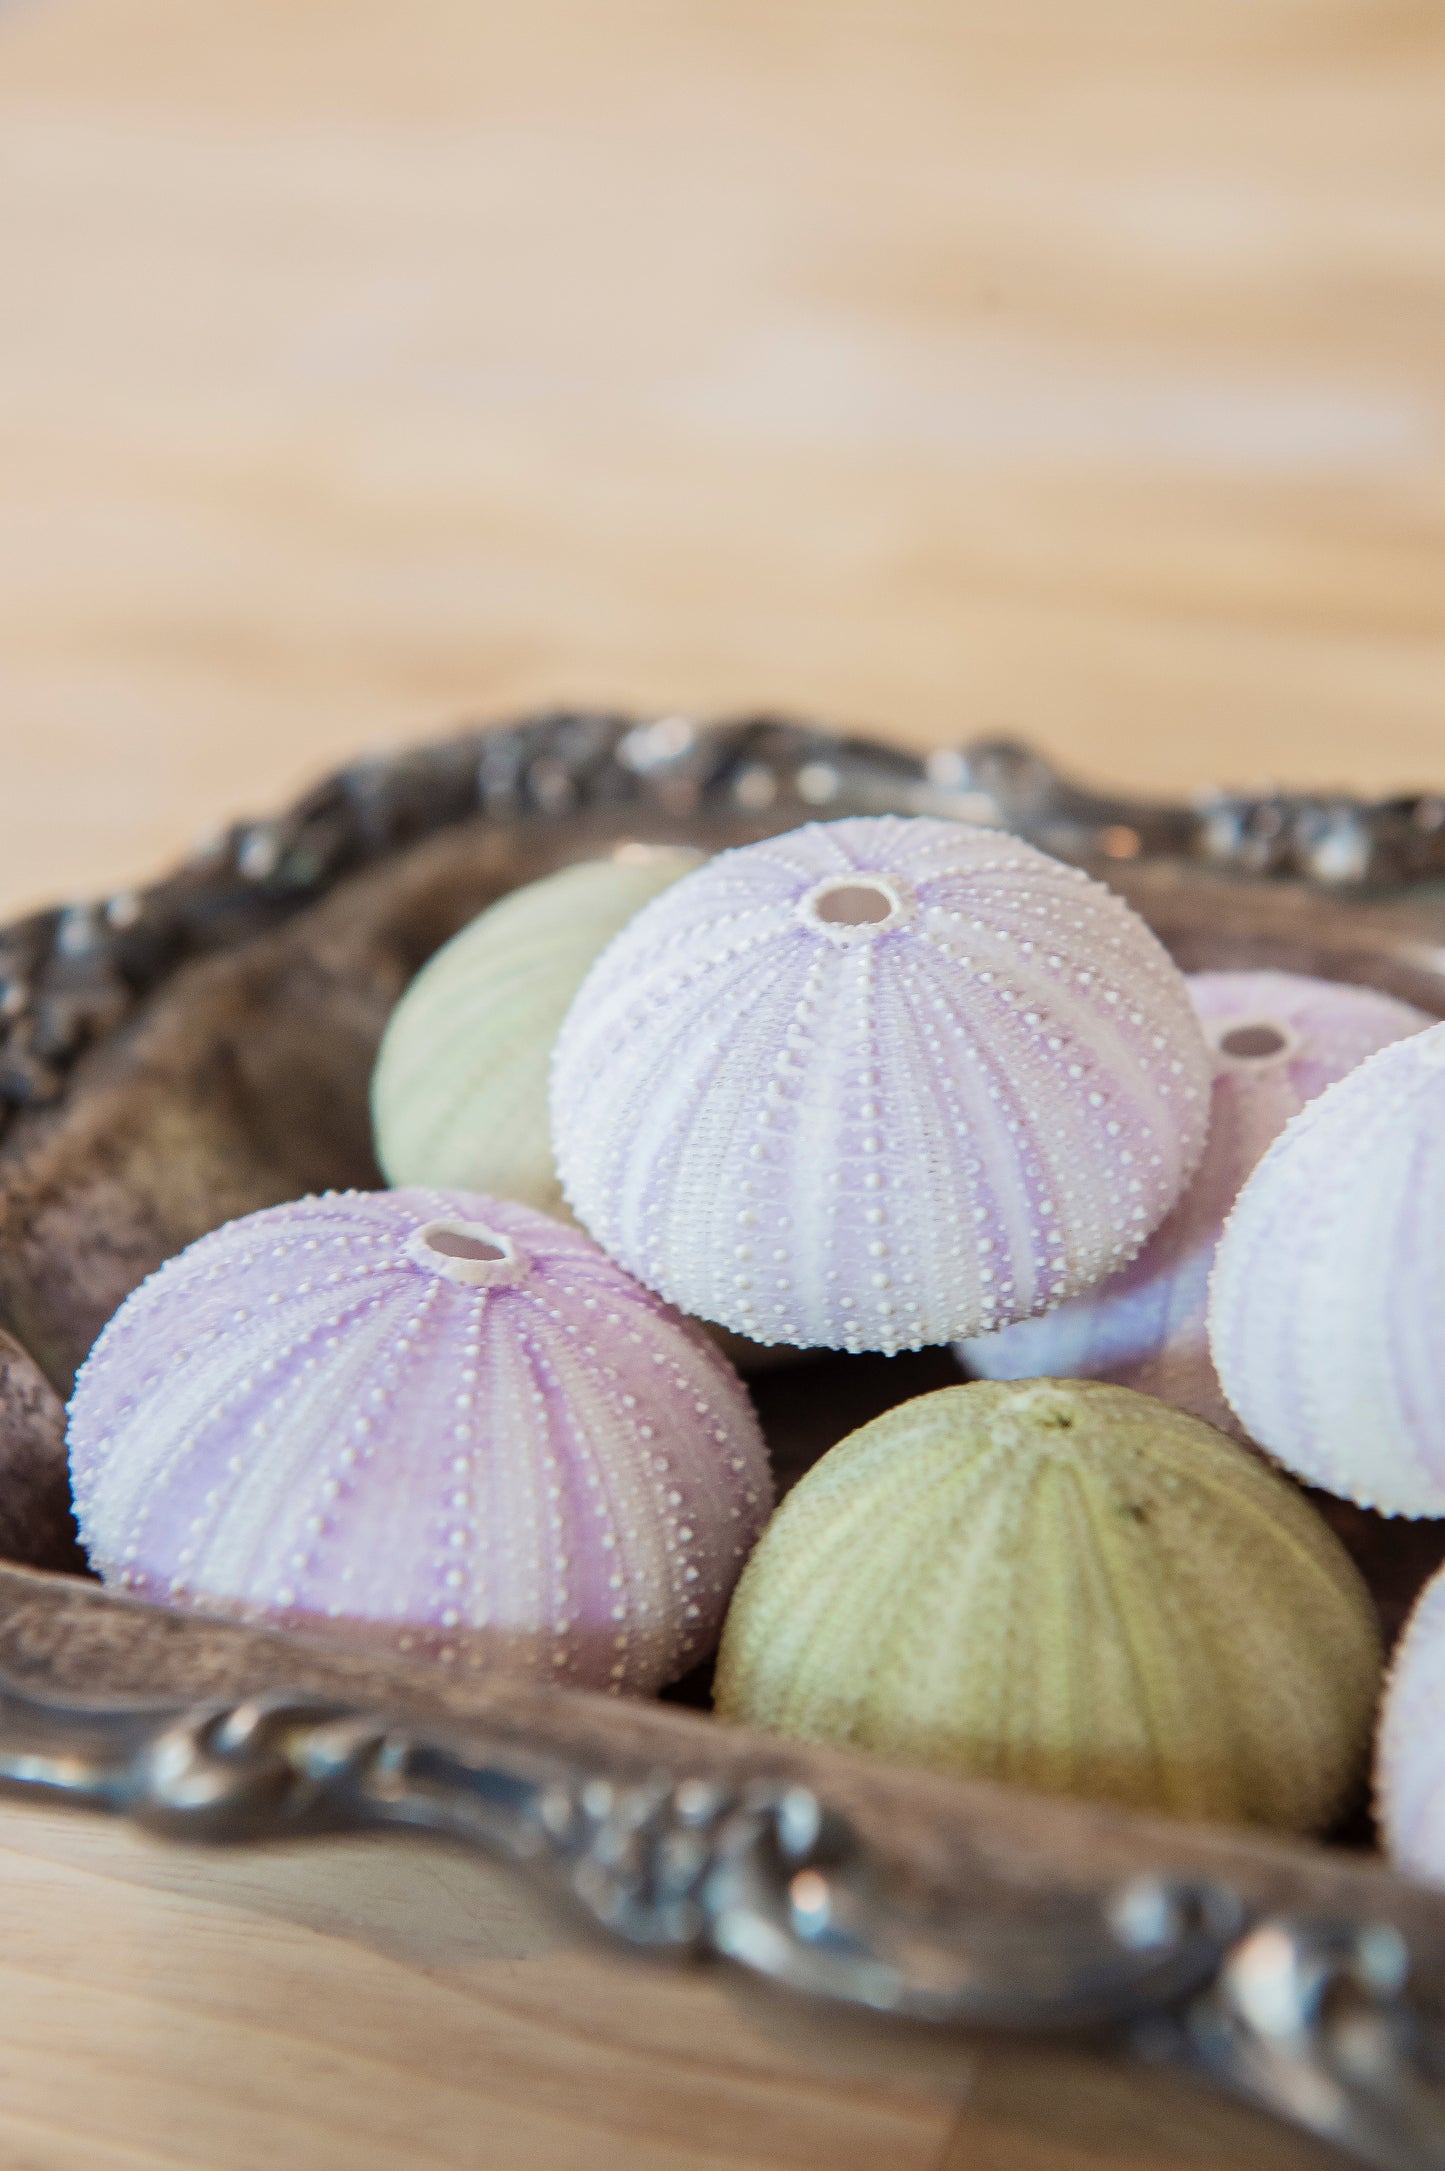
[1209,1021,1445,1516]
[67,1188,772,1693]
[550,817,1212,1354]
[1377,1564,1445,1882]
[714,1379,1381,1830]
[372,848,702,1217]
[960,972,1432,1432]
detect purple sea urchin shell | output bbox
[67,1189,772,1691]
[960,972,1432,1431]
[1378,1565,1445,1881]
[1210,1022,1445,1515]
[550,816,1212,1353]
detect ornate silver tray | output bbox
[4,711,1445,2170]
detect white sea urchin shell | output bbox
[1378,1564,1445,1881]
[960,971,1432,1431]
[551,816,1212,1353]
[1210,1020,1445,1514]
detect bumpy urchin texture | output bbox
[962,970,1432,1431]
[552,817,1211,1352]
[68,1188,771,1693]
[715,1379,1381,1831]
[1210,1021,1445,1516]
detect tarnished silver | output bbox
[0,1673,1232,2027]
[0,1670,1443,2165]
[6,710,1445,2165]
[1159,1915,1445,2171]
[4,708,1444,1127]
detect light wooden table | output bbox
[0,1,1442,2162]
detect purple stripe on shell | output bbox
[67,1189,772,1693]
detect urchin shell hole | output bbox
[1214,1021,1295,1064]
[408,1219,527,1286]
[799,874,914,943]
[428,1229,507,1263]
[814,883,893,926]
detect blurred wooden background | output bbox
[1,0,1443,921]
[0,1,1442,2163]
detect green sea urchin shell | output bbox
[372,847,701,1217]
[714,1379,1381,1831]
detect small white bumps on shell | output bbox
[1210,1020,1445,1516]
[715,1380,1382,1830]
[1378,1565,1445,1882]
[371,848,702,1218]
[66,1189,772,1693]
[550,816,1212,1352]
[960,971,1433,1431]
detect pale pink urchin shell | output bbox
[67,1189,772,1692]
[1209,1021,1445,1515]
[550,816,1212,1353]
[1378,1565,1445,1881]
[960,971,1432,1432]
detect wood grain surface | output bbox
[2,0,1445,922]
[1,1,1443,2164]
[0,1564,1370,2171]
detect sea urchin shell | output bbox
[1210,1019,1445,1515]
[714,1379,1381,1830]
[551,816,1212,1352]
[960,971,1431,1432]
[1377,1562,1445,1883]
[372,846,702,1218]
[67,1188,772,1692]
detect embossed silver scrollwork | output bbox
[3,1675,1445,2166]
[5,710,1443,1132]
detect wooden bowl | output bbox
[4,712,1445,2167]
